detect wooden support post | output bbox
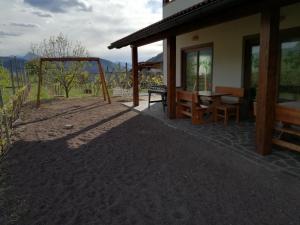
[167,36,176,119]
[14,56,20,89]
[131,46,139,107]
[9,60,15,95]
[36,59,42,108]
[20,63,25,86]
[97,61,107,101]
[256,3,280,155]
[0,88,3,107]
[97,60,111,104]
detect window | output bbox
[279,40,300,101]
[182,44,213,91]
[244,28,300,102]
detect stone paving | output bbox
[124,99,300,179]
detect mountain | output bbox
[22,52,38,61]
[0,56,26,72]
[146,52,163,63]
[0,53,126,74]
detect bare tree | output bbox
[31,33,88,98]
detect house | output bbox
[108,0,300,155]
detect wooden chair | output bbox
[176,90,208,125]
[215,86,244,125]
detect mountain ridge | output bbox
[0,52,162,73]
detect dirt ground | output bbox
[0,97,300,225]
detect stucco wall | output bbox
[163,3,300,88]
[163,0,203,18]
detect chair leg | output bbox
[176,105,185,118]
[236,107,240,123]
[192,111,203,125]
[214,108,218,122]
[162,93,166,112]
[224,109,228,126]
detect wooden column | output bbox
[36,59,43,108]
[256,3,280,155]
[131,46,139,107]
[167,36,176,119]
[97,60,111,104]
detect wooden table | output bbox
[198,91,230,122]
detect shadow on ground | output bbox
[0,99,300,225]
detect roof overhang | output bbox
[108,0,300,49]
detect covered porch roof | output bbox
[108,0,300,156]
[108,0,297,49]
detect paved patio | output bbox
[123,96,300,179]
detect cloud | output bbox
[0,31,22,37]
[10,22,39,28]
[1,0,163,62]
[24,0,93,13]
[32,11,52,18]
[146,0,161,13]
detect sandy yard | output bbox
[0,97,299,225]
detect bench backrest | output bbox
[254,102,300,126]
[215,86,244,97]
[176,90,198,104]
[276,105,300,126]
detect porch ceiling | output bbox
[108,0,299,49]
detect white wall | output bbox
[163,0,203,18]
[163,3,300,88]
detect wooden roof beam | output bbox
[40,57,100,62]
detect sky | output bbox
[0,0,163,62]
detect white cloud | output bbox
[0,0,163,62]
[10,22,39,28]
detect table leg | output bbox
[148,92,151,108]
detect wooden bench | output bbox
[215,86,244,125]
[254,102,300,152]
[272,104,300,153]
[176,90,208,125]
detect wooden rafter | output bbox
[138,62,162,70]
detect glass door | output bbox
[279,40,300,102]
[243,31,300,118]
[185,51,198,91]
[243,39,260,118]
[183,45,213,91]
[199,48,213,91]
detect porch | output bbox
[123,98,300,178]
[109,0,300,156]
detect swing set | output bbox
[36,57,111,107]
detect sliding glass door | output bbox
[279,40,300,101]
[182,44,213,91]
[244,29,300,103]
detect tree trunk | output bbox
[64,87,69,98]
